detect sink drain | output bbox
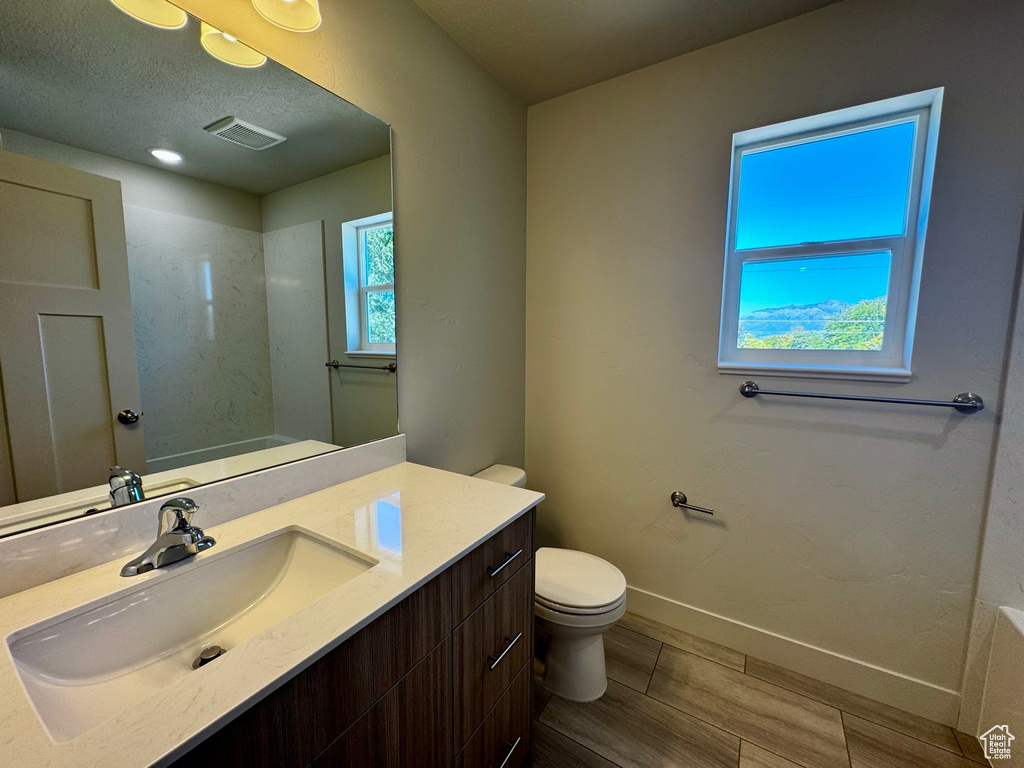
[192,645,226,669]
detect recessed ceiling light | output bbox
[108,0,188,30]
[148,148,184,164]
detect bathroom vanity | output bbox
[0,460,543,768]
[172,509,535,768]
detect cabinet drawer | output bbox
[452,510,533,625]
[455,664,530,768]
[454,564,532,748]
[311,638,452,768]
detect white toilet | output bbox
[473,464,627,702]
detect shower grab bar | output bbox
[325,360,397,373]
[738,380,983,413]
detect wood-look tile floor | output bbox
[529,614,989,768]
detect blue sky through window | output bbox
[736,121,916,251]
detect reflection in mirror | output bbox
[0,0,397,536]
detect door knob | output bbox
[117,409,141,425]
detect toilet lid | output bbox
[535,548,626,610]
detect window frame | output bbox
[718,88,943,382]
[356,219,395,353]
[342,211,395,356]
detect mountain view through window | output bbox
[733,122,914,351]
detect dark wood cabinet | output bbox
[312,638,452,768]
[451,511,532,624]
[453,565,532,748]
[169,510,534,768]
[455,664,530,768]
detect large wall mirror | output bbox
[0,0,398,536]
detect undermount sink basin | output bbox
[7,528,377,742]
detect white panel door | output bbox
[0,150,146,502]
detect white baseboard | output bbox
[627,585,961,725]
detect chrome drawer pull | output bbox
[487,631,523,671]
[490,736,522,768]
[488,548,523,578]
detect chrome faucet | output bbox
[120,498,216,577]
[109,466,144,507]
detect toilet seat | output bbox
[535,591,626,616]
[535,547,627,615]
[534,593,627,629]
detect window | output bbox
[358,219,395,351]
[718,89,942,381]
[343,212,395,354]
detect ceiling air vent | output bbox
[204,117,287,150]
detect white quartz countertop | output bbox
[0,462,544,768]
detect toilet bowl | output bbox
[534,547,627,701]
[472,464,627,702]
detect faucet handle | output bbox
[159,497,200,534]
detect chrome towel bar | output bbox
[325,359,397,373]
[739,380,983,413]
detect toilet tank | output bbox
[472,464,527,488]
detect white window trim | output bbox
[717,88,943,382]
[357,219,395,353]
[342,212,395,355]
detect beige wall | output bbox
[261,155,398,447]
[526,0,1024,721]
[178,0,528,473]
[959,257,1024,734]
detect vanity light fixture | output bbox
[108,0,187,29]
[251,0,322,32]
[199,22,268,68]
[147,147,183,164]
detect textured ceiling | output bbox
[0,0,390,195]
[412,0,841,103]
